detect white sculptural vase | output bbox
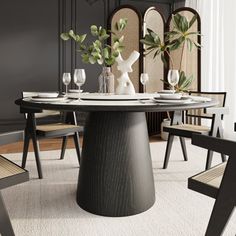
[115,50,140,95]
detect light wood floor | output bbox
[0,137,83,154]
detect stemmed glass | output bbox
[167,70,179,91]
[62,73,71,95]
[74,69,86,101]
[140,73,149,93]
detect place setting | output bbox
[26,68,87,104]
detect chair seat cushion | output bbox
[188,162,226,199]
[36,123,82,137]
[0,155,29,190]
[164,124,210,137]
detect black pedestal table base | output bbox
[77,112,155,217]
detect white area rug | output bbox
[2,139,236,236]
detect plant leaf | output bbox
[189,14,197,28]
[161,53,168,68]
[91,25,98,36]
[60,33,70,41]
[69,30,76,40]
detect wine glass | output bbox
[74,69,86,101]
[167,70,179,91]
[62,73,71,95]
[140,73,149,93]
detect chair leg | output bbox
[163,134,174,169]
[0,192,15,236]
[205,198,234,236]
[179,137,188,161]
[73,132,81,164]
[217,127,227,163]
[205,150,213,170]
[60,136,68,160]
[31,135,43,179]
[22,132,30,168]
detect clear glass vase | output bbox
[98,67,114,94]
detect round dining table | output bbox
[15,94,218,217]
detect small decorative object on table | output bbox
[61,18,128,94]
[98,67,114,94]
[115,50,140,95]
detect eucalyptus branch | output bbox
[60,18,128,67]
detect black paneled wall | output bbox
[0,0,184,132]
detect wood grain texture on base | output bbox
[77,112,155,217]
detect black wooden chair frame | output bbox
[21,107,82,179]
[163,92,227,170]
[0,131,29,236]
[188,134,236,236]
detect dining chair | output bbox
[21,92,82,179]
[0,131,29,236]
[163,92,227,170]
[188,134,236,236]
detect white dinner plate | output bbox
[188,96,212,102]
[30,97,67,102]
[37,92,59,98]
[153,97,192,104]
[68,93,157,101]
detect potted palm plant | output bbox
[61,18,127,93]
[140,13,201,92]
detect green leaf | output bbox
[168,38,184,51]
[193,41,201,48]
[89,56,96,64]
[119,35,124,43]
[79,44,86,51]
[79,34,87,43]
[105,57,116,66]
[91,25,98,36]
[140,39,155,46]
[117,45,125,53]
[113,41,120,50]
[103,48,109,59]
[97,58,104,65]
[186,38,193,51]
[69,30,76,40]
[161,53,168,68]
[60,33,70,41]
[189,14,197,28]
[173,13,188,32]
[99,34,110,41]
[112,51,119,58]
[81,54,90,63]
[153,50,159,59]
[115,18,128,32]
[91,51,101,59]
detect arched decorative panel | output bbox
[109,5,142,92]
[143,7,165,93]
[167,7,201,91]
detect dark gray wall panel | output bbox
[0,0,60,130]
[73,0,107,92]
